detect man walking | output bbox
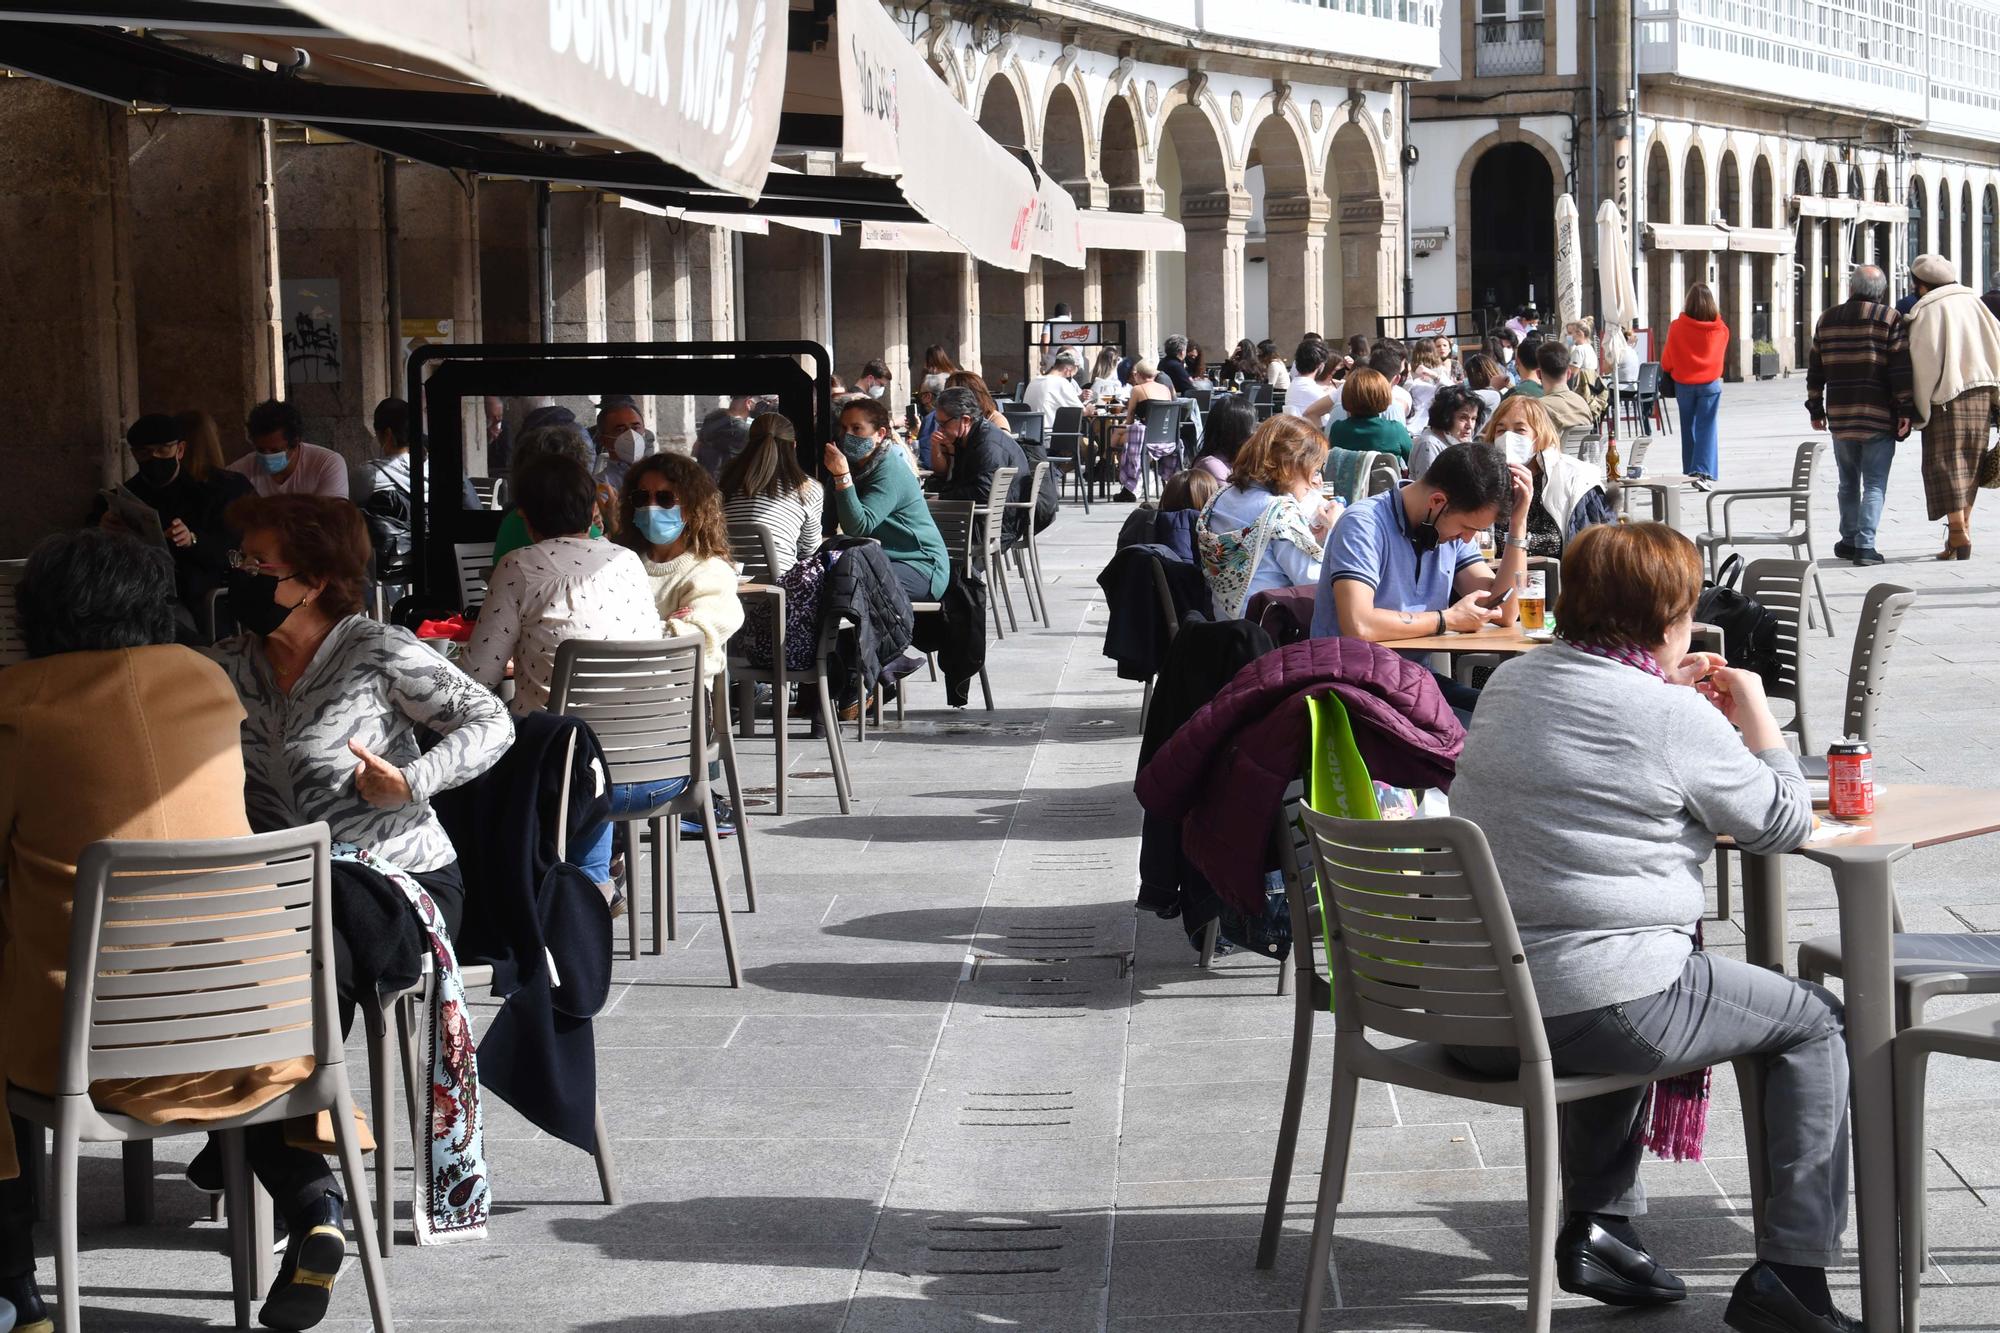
[1807,265,1913,566]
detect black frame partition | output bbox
[1021,319,1128,390]
[405,340,832,609]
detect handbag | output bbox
[736,549,828,673]
[1693,554,1784,689]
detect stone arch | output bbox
[975,72,1030,153]
[1682,144,1709,225]
[1937,175,1953,261]
[1041,80,1092,205]
[1961,180,1975,285]
[1752,155,1776,228]
[1330,112,1395,340]
[1097,88,1153,358]
[1457,124,1566,323]
[1247,105,1317,345]
[1820,161,1840,197]
[1645,139,1673,225]
[1875,168,1891,203]
[1718,150,1742,226]
[1908,175,1928,271]
[1793,158,1812,198]
[1156,92,1238,358]
[973,71,1034,390]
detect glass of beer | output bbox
[1518,571,1547,631]
[1476,528,1496,561]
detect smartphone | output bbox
[1482,583,1519,610]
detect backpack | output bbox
[1015,440,1061,534]
[358,463,414,584]
[1693,555,1784,689]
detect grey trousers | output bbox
[1452,951,1849,1267]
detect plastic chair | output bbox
[453,541,495,615]
[4,825,394,1333]
[914,502,994,712]
[549,638,754,983]
[1003,461,1051,627]
[1292,810,1663,1333]
[1137,399,1183,501]
[1046,405,1089,513]
[1557,422,1596,459]
[1895,1000,2000,1332]
[0,558,26,667]
[467,477,500,510]
[724,521,853,816]
[1008,412,1045,446]
[973,466,1021,637]
[1695,442,1834,633]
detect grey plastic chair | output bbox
[0,558,26,667]
[974,465,1021,637]
[1292,810,1659,1333]
[453,540,495,615]
[914,502,995,712]
[1695,443,1834,633]
[1895,1000,2000,1333]
[549,637,753,983]
[724,520,852,816]
[4,824,393,1333]
[1003,461,1051,626]
[1255,784,1329,1266]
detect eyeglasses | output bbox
[635,487,675,505]
[226,550,292,577]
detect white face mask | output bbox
[866,384,886,399]
[612,428,649,464]
[1498,430,1535,466]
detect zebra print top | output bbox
[207,615,514,873]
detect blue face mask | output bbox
[840,432,878,460]
[258,448,290,475]
[634,504,685,547]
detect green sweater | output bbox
[833,458,949,599]
[1327,413,1413,462]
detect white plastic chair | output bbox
[453,542,495,614]
[1695,442,1834,633]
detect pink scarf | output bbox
[1558,637,1713,1163]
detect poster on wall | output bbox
[280,279,342,385]
[402,317,454,363]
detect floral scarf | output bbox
[336,847,491,1243]
[1196,490,1326,619]
[1556,636,1712,1163]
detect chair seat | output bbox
[1347,1039,1652,1108]
[1696,528,1806,546]
[1798,932,2000,1009]
[8,1075,334,1145]
[1900,999,2000,1058]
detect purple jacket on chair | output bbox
[1133,637,1465,913]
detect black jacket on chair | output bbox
[1096,543,1213,682]
[436,710,613,1151]
[910,567,988,707]
[819,536,915,689]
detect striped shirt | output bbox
[1807,299,1915,443]
[723,481,825,577]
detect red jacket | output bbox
[1660,315,1729,385]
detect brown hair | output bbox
[946,370,1000,419]
[1479,395,1560,454]
[924,344,959,376]
[173,410,228,482]
[1160,467,1222,513]
[1232,415,1329,492]
[1340,367,1393,418]
[226,494,369,619]
[618,452,730,562]
[1555,522,1702,649]
[1683,282,1720,322]
[720,412,810,502]
[838,396,891,435]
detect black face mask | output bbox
[1410,503,1445,556]
[135,456,180,488]
[226,568,298,637]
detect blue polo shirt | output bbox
[1311,484,1485,638]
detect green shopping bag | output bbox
[1301,695,1378,1014]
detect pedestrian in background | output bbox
[1660,282,1730,483]
[1904,252,2000,560]
[1807,264,1912,567]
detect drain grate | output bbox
[1028,852,1114,872]
[923,1219,1067,1275]
[957,1089,1077,1127]
[1040,802,1118,822]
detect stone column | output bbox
[831,228,911,416]
[274,141,390,463]
[684,223,736,342]
[1266,195,1329,351]
[543,191,606,422]
[1725,251,1753,382]
[1083,251,1105,323]
[1181,192,1251,361]
[741,227,828,353]
[905,250,973,378]
[477,180,543,345]
[1098,247,1157,363]
[0,81,137,555]
[127,114,281,456]
[977,261,1026,396]
[1337,189,1397,344]
[1802,222,1824,359]
[600,201,656,434]
[649,220,698,445]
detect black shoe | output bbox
[185,1137,224,1195]
[258,1194,346,1331]
[1852,548,1885,566]
[1723,1262,1858,1333]
[1555,1216,1687,1307]
[681,794,737,840]
[1113,488,1137,503]
[0,1275,52,1333]
[1832,540,1856,560]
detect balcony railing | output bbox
[1476,17,1545,76]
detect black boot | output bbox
[258,1192,346,1331]
[1,1273,53,1333]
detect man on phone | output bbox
[1311,441,1534,716]
[90,413,239,630]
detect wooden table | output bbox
[1738,784,2000,1333]
[1379,625,1551,656]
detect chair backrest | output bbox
[926,499,981,578]
[1843,582,1917,741]
[727,519,785,583]
[1011,412,1046,446]
[1740,557,1816,750]
[979,467,1019,553]
[1626,433,1651,471]
[549,637,705,788]
[999,400,1030,417]
[1148,552,1180,647]
[1010,460,1050,513]
[469,477,499,510]
[454,541,496,613]
[1635,362,1660,395]
[1139,397,1180,444]
[1558,423,1594,458]
[62,824,335,1092]
[1300,808,1550,1057]
[1049,404,1085,449]
[1784,440,1821,527]
[0,558,26,667]
[1194,387,1214,412]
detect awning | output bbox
[861,210,1183,256]
[1643,222,1794,255]
[275,0,789,198]
[834,0,1079,271]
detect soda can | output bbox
[1827,738,1875,819]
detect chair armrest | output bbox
[1705,486,1800,529]
[1715,489,1802,535]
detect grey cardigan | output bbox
[209,615,514,873]
[1451,643,1812,1015]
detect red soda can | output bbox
[1827,739,1875,819]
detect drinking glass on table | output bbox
[1517,570,1547,631]
[1476,527,1496,561]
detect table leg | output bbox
[1661,483,1683,532]
[1739,851,1787,971]
[1830,848,1905,1333]
[121,1140,154,1224]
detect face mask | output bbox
[866,384,886,399]
[226,568,298,637]
[840,432,879,461]
[1410,502,1444,556]
[1500,348,1515,365]
[612,429,648,464]
[634,504,685,547]
[1498,430,1535,466]
[258,449,290,475]
[136,455,179,487]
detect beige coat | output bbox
[642,551,747,683]
[1905,283,2000,427]
[0,646,312,1179]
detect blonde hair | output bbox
[1131,359,1158,382]
[1480,395,1560,454]
[1232,415,1329,492]
[1340,367,1393,418]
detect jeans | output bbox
[1676,379,1723,479]
[573,777,692,883]
[1451,952,1848,1266]
[1832,434,1895,551]
[1431,670,1480,728]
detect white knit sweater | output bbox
[641,551,745,683]
[1905,283,2000,426]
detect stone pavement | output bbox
[44,377,2000,1330]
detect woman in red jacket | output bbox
[1659,282,1731,481]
